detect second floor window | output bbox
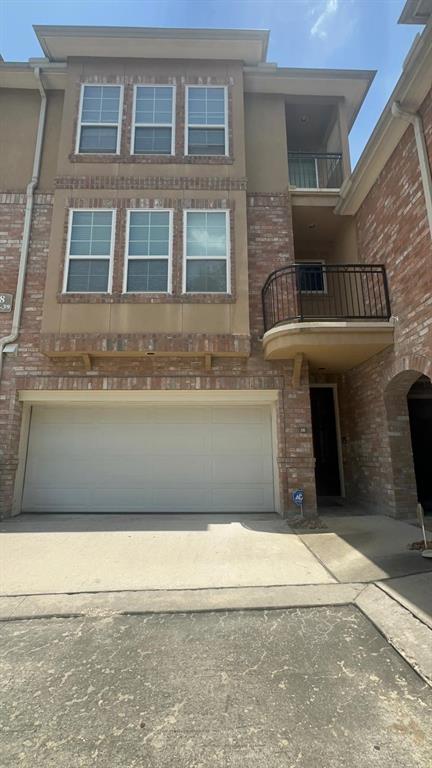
[186,86,228,156]
[184,211,230,293]
[125,210,172,292]
[65,210,114,292]
[77,84,122,154]
[132,86,175,155]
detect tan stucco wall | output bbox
[325,117,341,154]
[56,58,246,178]
[0,89,63,191]
[41,188,249,336]
[333,218,358,263]
[244,93,288,192]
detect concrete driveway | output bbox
[1,512,431,596]
[0,513,333,595]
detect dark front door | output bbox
[310,387,341,497]
[408,396,432,513]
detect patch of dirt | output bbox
[289,516,328,530]
[408,540,432,551]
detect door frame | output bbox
[14,390,281,516]
[309,383,345,498]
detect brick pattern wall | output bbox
[0,189,317,519]
[57,195,237,305]
[339,87,432,517]
[70,74,235,166]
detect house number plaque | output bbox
[0,294,13,312]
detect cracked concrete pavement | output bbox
[1,606,432,768]
[1,512,431,766]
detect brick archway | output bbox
[384,357,431,518]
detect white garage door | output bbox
[22,404,275,513]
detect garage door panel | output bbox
[212,455,273,484]
[212,485,274,512]
[23,404,275,513]
[210,406,269,424]
[210,424,272,454]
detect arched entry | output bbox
[408,376,432,513]
[384,362,432,518]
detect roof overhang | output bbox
[336,19,432,215]
[244,67,375,131]
[399,0,432,24]
[33,25,269,65]
[0,61,67,90]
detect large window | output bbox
[125,210,172,293]
[132,86,175,155]
[185,86,228,156]
[184,210,230,293]
[65,210,115,293]
[77,84,122,154]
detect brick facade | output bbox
[69,74,235,166]
[339,87,432,517]
[0,188,318,519]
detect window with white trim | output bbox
[65,210,114,293]
[186,86,227,156]
[77,85,122,154]
[184,210,229,293]
[132,86,175,155]
[125,210,172,293]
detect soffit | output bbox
[33,25,269,65]
[399,0,432,24]
[336,21,432,215]
[244,68,375,130]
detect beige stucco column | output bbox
[338,99,352,181]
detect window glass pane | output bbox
[186,212,227,258]
[188,87,225,125]
[67,259,109,292]
[81,85,120,124]
[134,127,172,154]
[129,211,170,257]
[135,86,173,124]
[127,259,168,292]
[289,158,317,188]
[79,126,118,153]
[186,259,227,293]
[299,264,325,292]
[188,128,225,155]
[70,211,113,256]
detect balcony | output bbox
[262,264,394,371]
[288,152,343,190]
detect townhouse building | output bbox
[0,3,430,519]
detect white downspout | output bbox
[391,101,432,238]
[0,66,47,380]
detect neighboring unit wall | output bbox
[339,87,432,517]
[0,90,64,191]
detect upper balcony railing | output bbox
[288,151,343,190]
[262,264,391,333]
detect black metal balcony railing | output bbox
[262,264,391,332]
[288,151,343,189]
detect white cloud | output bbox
[310,0,339,39]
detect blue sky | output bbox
[0,0,423,165]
